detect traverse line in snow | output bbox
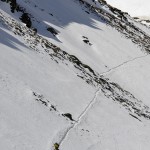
[100,54,149,76]
[77,87,101,122]
[55,87,101,150]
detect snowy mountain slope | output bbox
[1,0,150,150]
[2,0,150,71]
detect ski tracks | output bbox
[100,54,149,76]
[56,87,101,149]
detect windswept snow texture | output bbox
[1,0,150,150]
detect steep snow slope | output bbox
[1,0,150,150]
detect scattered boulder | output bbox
[85,10,90,14]
[10,0,17,13]
[82,36,88,39]
[62,113,74,121]
[82,36,92,46]
[32,28,37,35]
[54,143,59,150]
[83,39,90,44]
[47,27,58,36]
[51,105,57,111]
[20,13,32,28]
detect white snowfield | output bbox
[1,0,150,150]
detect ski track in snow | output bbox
[56,87,101,149]
[100,54,149,76]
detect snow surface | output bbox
[1,0,150,150]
